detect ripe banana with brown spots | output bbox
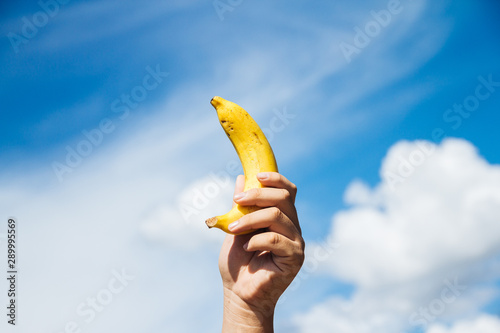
[205,96,278,234]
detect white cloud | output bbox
[322,138,500,287]
[293,290,413,333]
[140,175,233,251]
[426,314,500,333]
[294,138,500,332]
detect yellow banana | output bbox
[205,96,278,234]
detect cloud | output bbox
[2,0,452,171]
[426,314,500,333]
[294,138,500,332]
[0,93,237,332]
[140,175,233,251]
[323,138,500,287]
[292,290,413,333]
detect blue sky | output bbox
[1,0,500,332]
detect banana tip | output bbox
[205,217,217,228]
[210,96,223,109]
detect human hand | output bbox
[219,172,305,332]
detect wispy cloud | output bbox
[2,1,493,332]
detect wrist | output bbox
[222,287,275,333]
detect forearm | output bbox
[222,288,274,333]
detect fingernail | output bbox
[228,220,239,231]
[234,192,246,200]
[243,241,249,250]
[257,172,269,180]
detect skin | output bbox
[219,172,305,332]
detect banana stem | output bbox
[205,217,218,228]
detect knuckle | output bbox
[295,249,305,262]
[281,188,291,201]
[290,183,298,195]
[268,233,281,246]
[252,187,263,198]
[293,242,305,266]
[297,237,306,251]
[271,207,283,220]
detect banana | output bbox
[205,96,278,234]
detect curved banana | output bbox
[205,96,278,234]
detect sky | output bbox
[1,0,500,332]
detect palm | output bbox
[219,233,282,303]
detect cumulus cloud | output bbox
[295,138,500,332]
[323,138,500,288]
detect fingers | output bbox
[233,190,296,226]
[234,173,297,210]
[229,172,305,271]
[228,207,299,240]
[234,187,294,216]
[233,172,300,232]
[233,172,296,207]
[243,232,302,259]
[255,172,297,202]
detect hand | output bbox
[219,172,305,332]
